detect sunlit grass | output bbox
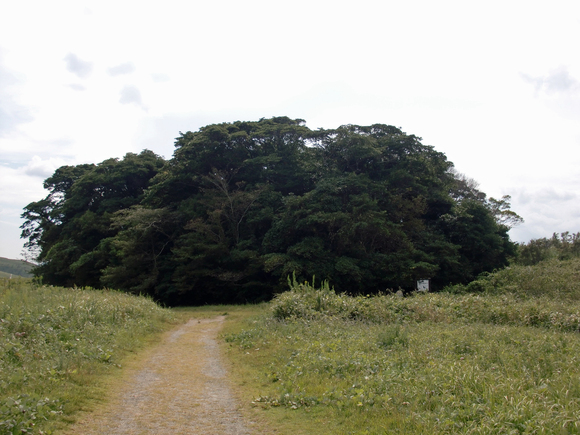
[229,318,580,433]
[0,280,175,434]
[448,257,580,300]
[272,284,580,332]
[225,271,580,434]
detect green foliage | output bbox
[0,280,174,434]
[226,265,580,434]
[446,257,580,301]
[516,231,580,266]
[22,117,519,304]
[21,150,165,288]
[271,273,362,320]
[487,195,524,229]
[437,199,517,285]
[272,275,580,331]
[0,395,62,435]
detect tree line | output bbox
[515,232,580,266]
[21,117,520,304]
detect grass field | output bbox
[3,259,580,434]
[0,279,176,434]
[223,261,580,434]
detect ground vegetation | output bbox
[225,258,580,433]
[0,279,174,434]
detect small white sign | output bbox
[417,279,430,292]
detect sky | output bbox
[1,0,579,260]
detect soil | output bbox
[67,316,254,434]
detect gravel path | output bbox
[68,316,253,434]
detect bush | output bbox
[445,258,580,301]
[271,274,580,332]
[272,275,361,320]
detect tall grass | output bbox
[230,318,580,434]
[226,263,580,434]
[446,257,580,300]
[271,275,580,332]
[0,279,174,434]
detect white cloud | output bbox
[508,185,580,243]
[63,53,93,79]
[66,83,87,92]
[119,85,147,111]
[0,157,65,207]
[0,55,33,136]
[521,66,580,96]
[151,73,170,83]
[0,156,69,258]
[516,188,577,206]
[0,220,26,260]
[108,62,136,76]
[23,155,65,178]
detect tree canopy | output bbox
[22,117,520,304]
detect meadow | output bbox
[2,258,580,434]
[224,260,580,434]
[0,278,175,434]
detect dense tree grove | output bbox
[22,117,520,304]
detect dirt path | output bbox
[68,316,253,434]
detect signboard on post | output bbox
[416,279,430,292]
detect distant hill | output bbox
[0,270,17,278]
[0,257,34,278]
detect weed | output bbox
[0,395,62,435]
[227,265,580,434]
[0,280,174,434]
[377,324,408,349]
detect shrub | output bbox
[445,258,580,300]
[271,275,580,332]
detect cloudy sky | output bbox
[1,0,579,260]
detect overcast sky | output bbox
[1,0,579,260]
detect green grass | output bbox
[224,264,580,434]
[0,280,175,434]
[227,317,580,434]
[270,276,580,332]
[5,258,580,434]
[446,257,580,300]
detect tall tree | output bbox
[21,150,165,287]
[23,118,520,303]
